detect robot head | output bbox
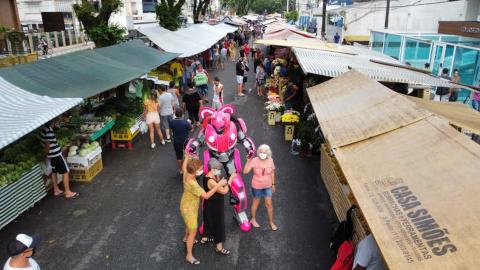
[199,105,236,133]
[210,111,231,133]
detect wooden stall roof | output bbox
[309,71,480,269]
[407,96,480,135]
[307,70,431,148]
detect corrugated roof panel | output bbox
[0,77,82,149]
[294,47,456,88]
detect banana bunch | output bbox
[281,113,300,124]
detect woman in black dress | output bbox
[201,158,234,255]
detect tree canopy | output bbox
[155,0,186,31]
[221,0,255,16]
[73,0,126,47]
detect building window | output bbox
[371,32,384,52]
[383,33,401,60]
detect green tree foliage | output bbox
[155,0,186,31]
[73,0,126,47]
[284,10,298,22]
[251,0,282,14]
[221,0,255,16]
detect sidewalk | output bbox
[39,42,95,59]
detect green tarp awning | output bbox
[0,40,179,98]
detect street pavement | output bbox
[0,55,338,269]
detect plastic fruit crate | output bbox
[70,157,103,183]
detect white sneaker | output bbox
[161,141,166,145]
[151,143,156,149]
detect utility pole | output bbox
[321,0,327,39]
[384,0,390,29]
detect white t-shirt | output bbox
[167,88,180,107]
[158,92,175,116]
[3,258,41,270]
[352,235,386,270]
[221,48,228,56]
[213,83,223,102]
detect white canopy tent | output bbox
[0,77,82,149]
[136,23,238,58]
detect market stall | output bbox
[0,41,178,230]
[308,70,480,269]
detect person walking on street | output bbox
[229,41,236,62]
[243,144,278,231]
[200,158,234,255]
[192,64,210,103]
[168,81,181,107]
[183,81,203,126]
[4,234,41,270]
[236,57,246,97]
[256,62,266,96]
[220,45,228,70]
[169,108,192,174]
[243,57,250,94]
[158,85,175,143]
[212,77,224,110]
[180,155,227,265]
[41,121,78,198]
[144,91,165,148]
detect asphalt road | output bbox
[0,54,337,269]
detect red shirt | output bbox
[244,45,250,55]
[331,240,354,270]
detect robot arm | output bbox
[236,118,256,159]
[185,131,205,158]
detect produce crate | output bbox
[67,147,102,168]
[110,116,142,150]
[0,165,46,230]
[70,157,103,183]
[89,120,115,141]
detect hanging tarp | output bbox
[0,77,82,149]
[0,40,179,98]
[137,23,237,58]
[309,70,480,269]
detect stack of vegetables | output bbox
[0,134,43,187]
[68,142,100,157]
[147,67,173,82]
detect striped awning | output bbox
[294,47,458,88]
[0,77,82,149]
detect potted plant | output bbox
[281,110,300,141]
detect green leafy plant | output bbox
[284,10,298,22]
[156,0,186,31]
[89,22,126,48]
[73,0,126,47]
[0,25,11,33]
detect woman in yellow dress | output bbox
[180,154,227,265]
[229,41,237,62]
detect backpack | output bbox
[194,71,208,86]
[330,205,356,254]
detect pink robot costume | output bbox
[185,104,255,232]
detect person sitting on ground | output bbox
[212,77,224,110]
[144,91,165,148]
[169,108,192,174]
[158,84,176,143]
[180,155,227,265]
[182,81,203,126]
[4,234,41,270]
[243,144,278,231]
[352,234,387,270]
[200,158,235,256]
[41,120,78,198]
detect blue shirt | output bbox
[168,118,192,145]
